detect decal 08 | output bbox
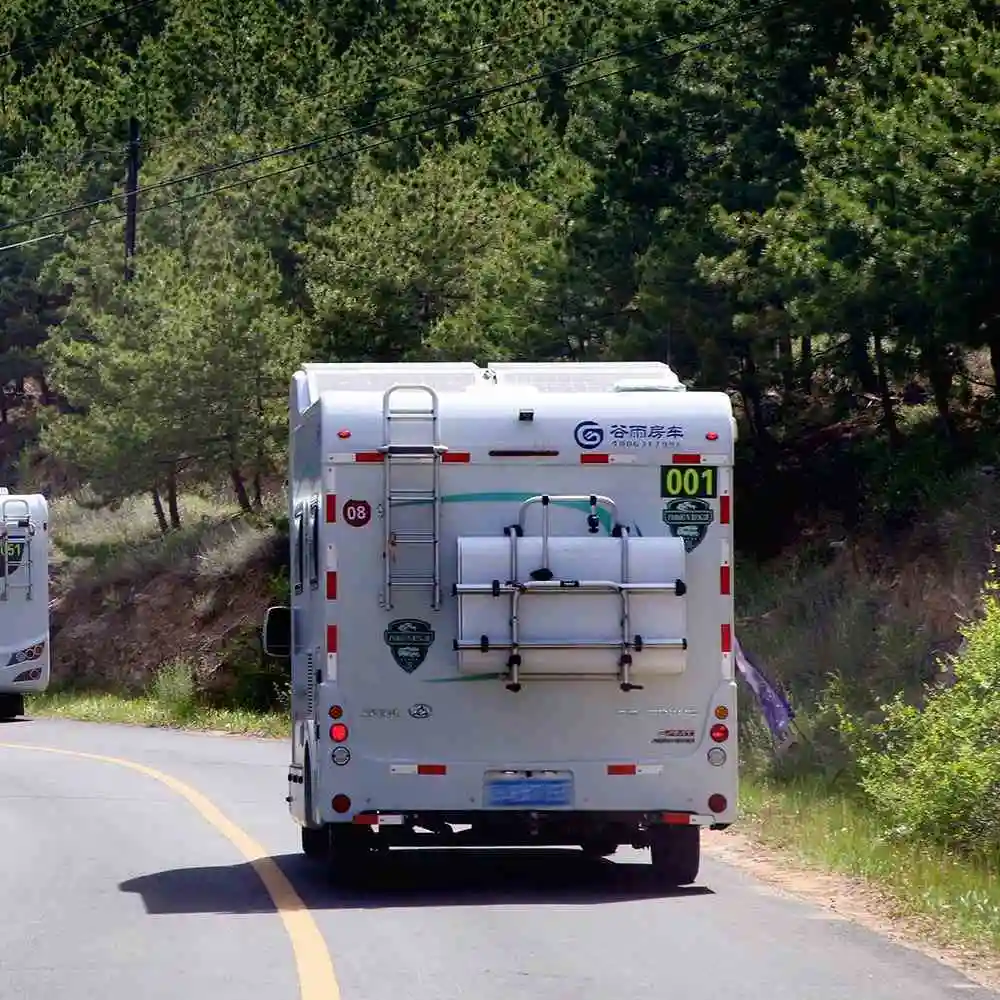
[343,499,372,527]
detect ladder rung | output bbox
[389,491,437,502]
[388,577,438,587]
[382,445,447,456]
[390,533,436,543]
[388,409,436,418]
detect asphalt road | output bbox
[0,718,994,1000]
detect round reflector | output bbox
[331,794,351,813]
[708,793,727,813]
[329,704,344,720]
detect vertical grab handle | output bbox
[530,496,554,581]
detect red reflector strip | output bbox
[442,452,471,463]
[354,452,384,463]
[580,453,610,464]
[353,813,378,826]
[662,812,694,825]
[325,493,337,523]
[607,763,637,776]
[672,453,701,465]
[720,495,731,524]
[721,623,732,654]
[417,764,447,775]
[720,565,731,595]
[326,572,338,600]
[327,624,338,654]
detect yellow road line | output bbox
[0,742,339,1000]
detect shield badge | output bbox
[384,619,436,674]
[662,498,714,553]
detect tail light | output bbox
[329,723,349,742]
[710,723,729,743]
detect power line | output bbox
[0,0,160,62]
[0,12,605,180]
[0,13,792,255]
[0,1,793,236]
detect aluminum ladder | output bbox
[380,384,448,610]
[0,498,35,601]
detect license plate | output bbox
[484,777,574,808]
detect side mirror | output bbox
[262,605,292,659]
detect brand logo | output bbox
[384,619,435,673]
[574,420,604,449]
[0,540,25,578]
[408,703,433,719]
[662,498,714,553]
[574,421,685,451]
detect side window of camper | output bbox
[308,496,320,591]
[293,503,305,596]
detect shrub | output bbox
[846,560,1000,855]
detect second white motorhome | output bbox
[0,488,50,720]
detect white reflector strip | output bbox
[636,764,663,775]
[390,764,418,774]
[327,543,338,571]
[326,652,338,681]
[327,453,356,464]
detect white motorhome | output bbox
[263,361,737,885]
[0,488,50,720]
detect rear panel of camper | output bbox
[289,365,737,827]
[0,492,50,695]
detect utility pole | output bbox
[124,116,140,282]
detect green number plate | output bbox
[660,466,718,499]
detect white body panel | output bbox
[284,362,737,832]
[0,490,51,696]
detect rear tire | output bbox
[301,824,329,861]
[649,824,700,886]
[0,694,24,721]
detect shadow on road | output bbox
[119,848,714,914]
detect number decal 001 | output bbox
[659,466,718,499]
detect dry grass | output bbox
[47,489,288,693]
[49,489,285,594]
[739,776,1000,959]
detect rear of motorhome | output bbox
[263,361,737,885]
[0,488,50,720]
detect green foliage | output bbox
[151,659,197,721]
[845,561,1000,856]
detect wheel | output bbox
[301,824,329,861]
[0,694,24,721]
[649,824,700,886]
[580,838,618,859]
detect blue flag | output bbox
[733,636,798,754]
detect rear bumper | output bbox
[311,755,738,827]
